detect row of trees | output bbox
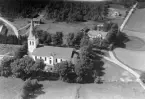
[0,56,46,81]
[35,22,128,50]
[35,29,85,48]
[0,0,110,22]
[0,34,27,45]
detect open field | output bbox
[114,48,145,72]
[0,76,145,99]
[125,36,145,50]
[9,18,102,36]
[0,77,24,99]
[80,82,145,99]
[103,60,136,82]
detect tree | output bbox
[51,32,63,46]
[36,30,47,44]
[80,36,91,47]
[75,41,105,83]
[51,34,58,46]
[11,56,35,80]
[105,23,118,44]
[115,31,129,48]
[73,31,84,47]
[0,57,15,77]
[44,33,52,45]
[20,79,43,99]
[30,59,46,79]
[14,42,28,59]
[140,72,145,83]
[66,32,75,46]
[54,61,76,83]
[75,45,95,83]
[56,32,63,46]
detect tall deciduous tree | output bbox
[0,57,15,77]
[75,44,104,83]
[66,32,75,47]
[80,36,91,47]
[54,61,76,82]
[11,56,35,80]
[14,41,28,59]
[105,23,118,44]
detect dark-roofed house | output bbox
[28,20,75,70]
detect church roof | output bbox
[123,8,145,33]
[32,46,74,59]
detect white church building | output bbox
[28,20,74,70]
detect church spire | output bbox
[28,20,35,39]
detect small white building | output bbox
[28,20,74,71]
[87,30,108,40]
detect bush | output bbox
[0,57,15,77]
[54,61,77,83]
[140,72,145,83]
[20,79,43,99]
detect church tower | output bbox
[28,20,39,54]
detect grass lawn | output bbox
[37,81,79,99]
[125,36,145,50]
[0,77,24,99]
[1,76,145,99]
[103,60,136,82]
[114,48,145,72]
[9,18,102,36]
[80,82,145,99]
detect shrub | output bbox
[20,79,43,99]
[54,61,77,83]
[140,72,145,83]
[0,57,15,77]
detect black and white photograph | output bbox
[0,0,145,99]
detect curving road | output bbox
[102,51,145,90]
[0,17,19,37]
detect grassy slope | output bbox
[114,48,145,72]
[0,77,24,99]
[10,18,101,36]
[0,77,145,99]
[103,60,136,82]
[80,82,145,99]
[37,81,79,99]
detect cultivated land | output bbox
[1,77,145,99]
[9,18,102,36]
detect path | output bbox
[120,2,138,31]
[0,17,19,37]
[102,51,145,90]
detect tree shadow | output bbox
[29,87,45,99]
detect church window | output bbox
[56,59,57,63]
[32,41,34,45]
[50,60,52,64]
